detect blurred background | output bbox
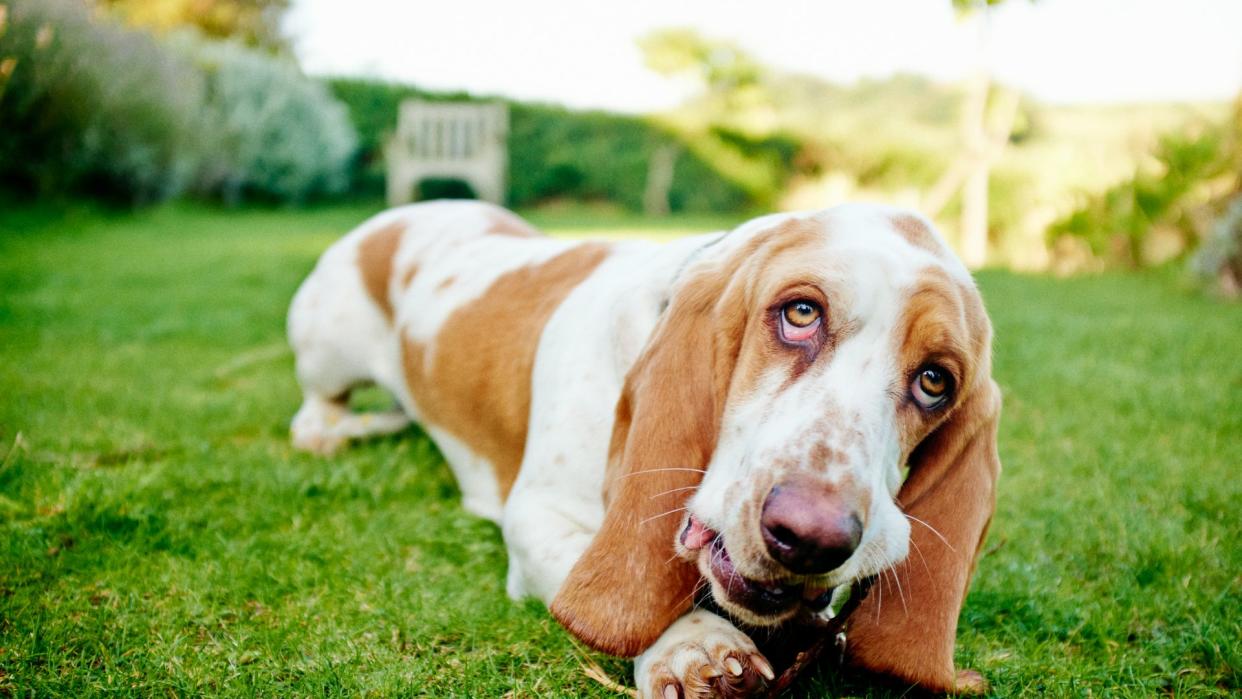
[1,0,1240,285]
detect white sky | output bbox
[286,0,1242,113]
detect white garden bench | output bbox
[386,100,508,206]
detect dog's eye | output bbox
[782,301,821,328]
[780,300,822,342]
[911,366,952,409]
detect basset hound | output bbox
[288,200,1002,698]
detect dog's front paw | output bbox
[954,668,989,694]
[634,610,774,699]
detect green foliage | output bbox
[1190,194,1242,295]
[179,36,357,204]
[326,78,468,195]
[0,0,357,206]
[0,0,203,203]
[416,177,477,200]
[0,203,1238,695]
[1049,122,1237,266]
[100,0,292,52]
[326,78,753,212]
[508,102,749,212]
[952,0,1013,10]
[639,30,992,213]
[638,28,763,97]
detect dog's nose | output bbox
[760,480,862,575]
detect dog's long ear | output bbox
[846,378,1002,693]
[550,267,742,657]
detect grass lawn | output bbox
[0,201,1238,697]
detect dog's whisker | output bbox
[885,561,909,618]
[638,506,687,526]
[869,550,884,623]
[616,467,706,480]
[905,513,956,552]
[874,572,883,622]
[647,485,700,500]
[907,530,934,578]
[876,550,907,617]
[678,575,711,613]
[903,535,946,603]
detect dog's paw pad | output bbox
[291,430,344,456]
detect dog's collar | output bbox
[760,574,877,697]
[691,574,877,696]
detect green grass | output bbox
[0,201,1238,697]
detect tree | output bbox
[917,0,1028,268]
[637,28,769,130]
[100,0,290,52]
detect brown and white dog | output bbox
[287,201,1002,698]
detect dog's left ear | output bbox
[846,377,1003,694]
[550,263,744,658]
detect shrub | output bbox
[0,0,203,203]
[415,177,476,201]
[1049,124,1236,267]
[1190,194,1242,297]
[0,0,356,206]
[327,78,469,195]
[327,78,752,213]
[178,36,357,204]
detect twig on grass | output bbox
[571,639,637,697]
[0,431,26,474]
[213,342,290,380]
[982,535,1008,558]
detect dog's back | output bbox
[287,200,616,518]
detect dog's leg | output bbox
[291,394,350,456]
[634,610,773,699]
[501,489,601,603]
[291,392,410,456]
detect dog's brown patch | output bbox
[846,264,999,692]
[890,214,944,256]
[847,379,1001,692]
[892,267,990,451]
[727,217,833,393]
[401,243,611,500]
[400,263,420,289]
[357,221,405,321]
[487,210,541,238]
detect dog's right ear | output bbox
[846,378,1002,693]
[550,264,744,658]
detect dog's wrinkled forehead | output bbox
[826,204,970,280]
[699,204,973,318]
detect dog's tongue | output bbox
[680,515,716,550]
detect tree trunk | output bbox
[644,144,679,216]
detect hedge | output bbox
[328,77,755,213]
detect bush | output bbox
[416,177,476,200]
[1191,194,1242,297]
[510,102,754,212]
[0,0,357,206]
[178,36,357,204]
[326,78,467,195]
[1049,124,1236,267]
[327,78,753,213]
[0,0,203,203]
